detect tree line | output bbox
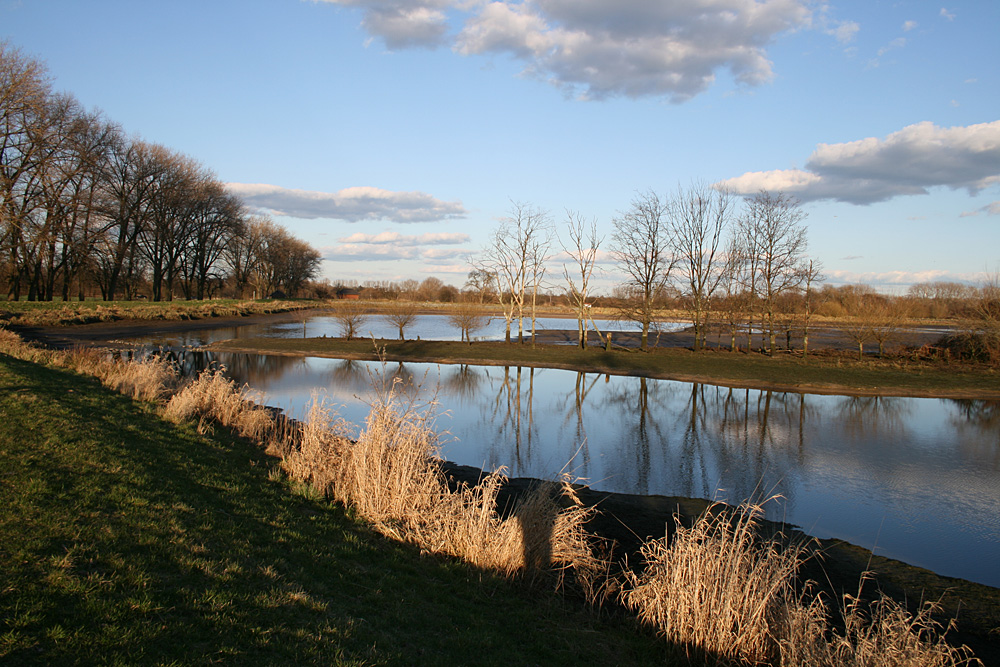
[1,43,320,302]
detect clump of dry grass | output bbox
[781,585,981,667]
[68,347,177,402]
[281,372,606,596]
[623,501,808,664]
[622,502,980,666]
[163,367,278,444]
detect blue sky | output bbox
[4,0,998,293]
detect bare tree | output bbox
[331,301,369,340]
[611,190,675,351]
[739,191,809,355]
[448,297,491,343]
[669,183,735,351]
[383,298,419,340]
[560,210,604,348]
[799,259,824,356]
[481,201,550,343]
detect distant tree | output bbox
[611,190,675,351]
[464,267,496,304]
[448,298,491,343]
[417,276,444,302]
[669,183,735,351]
[799,259,823,356]
[739,191,809,354]
[331,301,369,340]
[383,298,419,340]
[560,210,604,348]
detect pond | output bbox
[149,345,1000,589]
[127,312,687,347]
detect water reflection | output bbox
[157,348,999,587]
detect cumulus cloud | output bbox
[718,120,1000,204]
[940,7,955,21]
[824,269,982,288]
[902,20,918,32]
[323,229,472,263]
[320,0,830,102]
[226,183,466,223]
[337,231,470,245]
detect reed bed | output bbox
[0,326,981,665]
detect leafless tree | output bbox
[669,183,735,350]
[560,210,604,348]
[611,190,675,351]
[448,297,491,343]
[383,298,419,340]
[481,200,550,343]
[799,259,824,356]
[331,301,369,340]
[739,191,809,354]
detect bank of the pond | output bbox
[205,336,1000,399]
[440,461,1000,664]
[0,352,667,665]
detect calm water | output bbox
[128,312,686,347]
[121,314,1000,587]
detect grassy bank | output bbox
[0,352,663,665]
[0,298,316,327]
[207,337,1000,399]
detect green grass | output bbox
[0,352,667,665]
[208,337,1000,398]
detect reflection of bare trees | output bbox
[602,376,674,496]
[836,396,911,439]
[480,366,540,474]
[441,364,484,404]
[161,348,302,386]
[948,399,1000,460]
[557,371,604,480]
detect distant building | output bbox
[336,288,361,300]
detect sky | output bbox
[3,0,998,294]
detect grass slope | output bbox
[0,353,665,665]
[209,338,1000,399]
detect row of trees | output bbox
[1,43,320,301]
[472,186,819,354]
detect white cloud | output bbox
[718,120,1000,204]
[960,201,1000,217]
[323,229,473,263]
[320,0,451,49]
[902,20,918,32]
[824,269,977,287]
[940,7,955,21]
[322,0,830,102]
[226,183,467,223]
[337,231,470,245]
[825,20,859,44]
[877,37,906,57]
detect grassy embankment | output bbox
[0,327,986,665]
[208,337,1000,399]
[0,346,664,665]
[0,298,315,327]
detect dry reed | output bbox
[163,367,278,444]
[623,501,808,664]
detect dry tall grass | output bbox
[622,502,981,666]
[163,367,279,445]
[282,376,604,595]
[623,502,808,664]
